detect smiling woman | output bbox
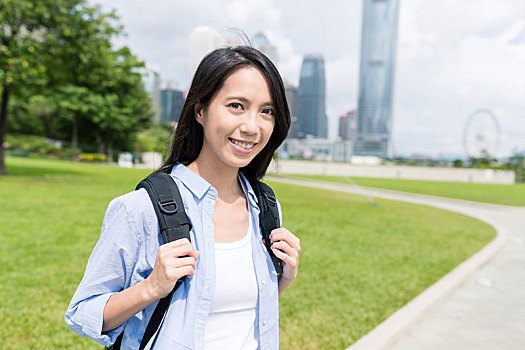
[65,46,299,350]
[194,67,276,172]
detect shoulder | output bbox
[103,188,156,231]
[110,188,153,215]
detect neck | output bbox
[187,157,241,197]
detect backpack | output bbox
[107,172,282,350]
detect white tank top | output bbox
[204,215,259,349]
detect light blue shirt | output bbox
[65,164,280,349]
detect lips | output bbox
[229,138,257,153]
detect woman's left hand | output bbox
[270,227,301,283]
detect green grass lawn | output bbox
[0,157,496,349]
[280,174,525,207]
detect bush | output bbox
[5,134,61,155]
[78,153,107,163]
[133,122,173,159]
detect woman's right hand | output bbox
[145,238,200,300]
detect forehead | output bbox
[216,66,272,101]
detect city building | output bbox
[251,32,279,65]
[160,87,184,123]
[338,109,357,140]
[284,82,298,138]
[139,64,162,122]
[188,26,225,83]
[355,0,400,158]
[296,55,327,138]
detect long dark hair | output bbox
[156,46,290,180]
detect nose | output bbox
[240,110,258,135]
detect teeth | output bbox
[231,139,255,149]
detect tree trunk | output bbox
[0,82,12,176]
[71,112,79,150]
[42,113,55,139]
[98,129,105,154]
[105,131,114,163]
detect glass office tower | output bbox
[296,55,327,138]
[355,0,400,157]
[160,88,184,123]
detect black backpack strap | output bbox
[136,172,192,245]
[108,172,192,350]
[251,180,283,276]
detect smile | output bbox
[229,138,257,152]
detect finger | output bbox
[166,256,197,269]
[271,247,297,267]
[164,238,191,248]
[179,265,196,277]
[163,264,196,280]
[270,228,301,251]
[160,244,200,260]
[271,240,298,259]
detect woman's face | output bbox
[195,66,275,171]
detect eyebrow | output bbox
[226,96,274,107]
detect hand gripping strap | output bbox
[251,180,283,275]
[108,173,192,350]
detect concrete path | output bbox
[267,177,525,350]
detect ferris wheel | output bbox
[463,109,501,158]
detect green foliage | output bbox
[0,157,495,349]
[5,134,61,155]
[286,174,525,207]
[453,159,463,168]
[0,0,151,174]
[5,96,46,135]
[78,153,107,163]
[133,122,173,158]
[505,152,525,183]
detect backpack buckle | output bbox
[159,199,178,214]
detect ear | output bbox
[194,103,204,126]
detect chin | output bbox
[223,153,257,170]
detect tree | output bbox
[507,152,525,183]
[0,0,55,174]
[0,0,150,172]
[453,159,463,168]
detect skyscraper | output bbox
[139,64,161,122]
[251,32,279,66]
[338,109,357,140]
[355,0,400,158]
[296,55,327,138]
[160,88,184,123]
[284,82,298,138]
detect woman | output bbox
[65,46,301,349]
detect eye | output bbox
[228,102,244,110]
[261,108,274,116]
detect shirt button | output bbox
[261,280,266,285]
[263,320,268,325]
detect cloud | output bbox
[93,0,525,157]
[393,0,525,157]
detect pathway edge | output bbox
[265,176,506,350]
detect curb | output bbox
[266,176,507,350]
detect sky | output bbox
[93,0,525,158]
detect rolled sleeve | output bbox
[64,196,141,346]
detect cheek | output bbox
[265,120,276,139]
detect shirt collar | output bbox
[238,171,259,209]
[170,163,213,199]
[170,164,259,207]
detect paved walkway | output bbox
[268,177,525,350]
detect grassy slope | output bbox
[0,157,495,349]
[282,174,525,207]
